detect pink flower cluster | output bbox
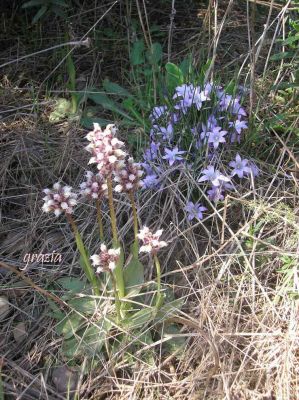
[114,157,144,193]
[42,182,78,217]
[85,123,126,176]
[138,227,168,255]
[79,171,108,200]
[90,244,121,273]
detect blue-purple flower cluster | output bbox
[140,82,259,222]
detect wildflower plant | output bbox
[42,123,183,366]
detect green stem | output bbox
[129,190,138,242]
[107,176,118,245]
[109,271,121,324]
[66,213,100,296]
[96,198,104,242]
[154,254,163,310]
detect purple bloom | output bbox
[144,142,160,162]
[229,154,251,178]
[208,126,227,149]
[229,119,248,134]
[198,165,230,187]
[184,201,207,221]
[207,186,225,202]
[150,106,168,121]
[163,147,186,166]
[193,87,210,110]
[174,84,195,99]
[248,161,259,177]
[157,124,174,141]
[142,174,159,189]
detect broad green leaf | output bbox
[80,116,112,129]
[161,323,186,356]
[79,320,112,355]
[103,79,132,97]
[68,297,98,315]
[122,98,147,127]
[270,51,296,61]
[180,56,193,79]
[146,42,162,66]
[123,308,154,329]
[131,39,145,65]
[22,0,45,8]
[165,62,184,94]
[32,5,48,24]
[56,313,84,339]
[57,277,86,293]
[124,253,144,296]
[87,91,133,120]
[154,298,185,323]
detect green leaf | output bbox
[80,116,112,129]
[68,297,98,315]
[146,42,162,66]
[180,55,193,79]
[270,51,296,61]
[122,98,147,127]
[165,62,184,94]
[124,253,144,296]
[154,298,184,323]
[131,39,145,65]
[103,79,132,97]
[32,5,48,24]
[22,0,45,8]
[123,308,154,329]
[57,277,86,293]
[56,313,84,339]
[62,319,112,358]
[87,91,133,120]
[161,323,186,356]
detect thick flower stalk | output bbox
[138,227,168,310]
[42,182,78,216]
[114,157,144,242]
[91,245,121,322]
[80,171,108,241]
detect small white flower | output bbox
[138,226,168,255]
[91,245,121,273]
[42,182,77,217]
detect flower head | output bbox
[114,157,144,193]
[229,154,251,178]
[198,165,230,187]
[184,201,207,221]
[138,227,168,255]
[79,171,108,200]
[86,123,127,177]
[208,126,227,149]
[163,147,186,166]
[141,173,159,189]
[42,182,78,217]
[90,244,120,273]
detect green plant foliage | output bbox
[22,0,68,24]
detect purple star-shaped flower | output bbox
[193,87,210,110]
[198,165,230,187]
[184,201,207,221]
[208,126,227,149]
[229,154,251,178]
[229,119,248,134]
[207,186,225,202]
[150,106,168,121]
[157,124,174,141]
[143,142,160,162]
[163,147,186,166]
